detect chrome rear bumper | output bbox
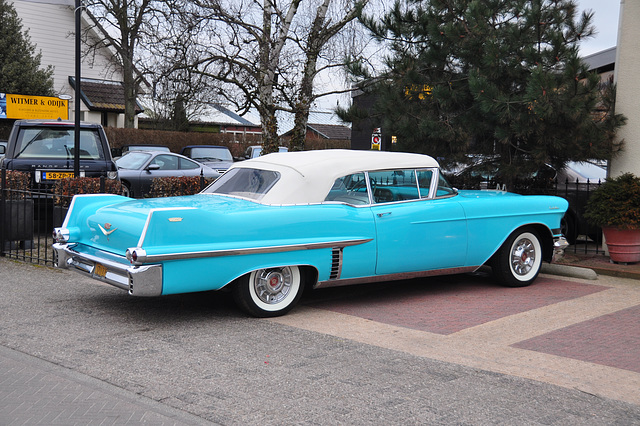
[53,243,163,296]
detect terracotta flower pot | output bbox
[603,227,640,264]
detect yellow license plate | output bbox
[94,263,108,278]
[43,171,75,180]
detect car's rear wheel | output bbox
[491,228,542,287]
[232,266,304,317]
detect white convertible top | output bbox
[227,149,440,205]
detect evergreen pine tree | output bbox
[348,0,625,185]
[0,0,55,95]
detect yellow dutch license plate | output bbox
[94,263,108,278]
[43,171,75,180]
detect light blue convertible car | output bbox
[53,150,569,317]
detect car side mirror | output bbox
[0,146,5,155]
[146,164,160,171]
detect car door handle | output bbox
[377,212,392,218]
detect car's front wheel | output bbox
[561,211,577,245]
[491,228,542,287]
[121,181,132,198]
[232,266,304,317]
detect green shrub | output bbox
[148,176,214,198]
[1,171,30,199]
[53,177,123,208]
[584,172,640,229]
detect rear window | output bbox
[202,168,280,200]
[14,127,105,160]
[185,146,232,162]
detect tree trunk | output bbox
[290,107,309,152]
[123,60,136,129]
[260,110,280,154]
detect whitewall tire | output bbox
[491,229,543,287]
[233,266,304,317]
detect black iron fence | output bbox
[1,169,603,266]
[1,178,57,266]
[0,169,212,265]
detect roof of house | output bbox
[193,104,261,127]
[307,123,351,139]
[278,110,350,135]
[583,47,616,72]
[69,77,144,114]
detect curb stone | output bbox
[542,263,598,280]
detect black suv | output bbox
[1,120,118,189]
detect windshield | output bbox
[15,127,105,160]
[124,145,170,152]
[189,147,232,162]
[250,146,288,158]
[565,161,606,180]
[116,152,152,169]
[202,167,280,200]
[436,173,457,197]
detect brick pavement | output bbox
[304,274,640,377]
[274,271,640,405]
[514,304,640,374]
[308,276,607,335]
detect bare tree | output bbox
[83,0,171,128]
[286,0,367,151]
[177,0,368,153]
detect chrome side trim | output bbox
[53,243,163,297]
[131,238,373,265]
[315,266,479,289]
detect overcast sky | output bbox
[577,0,621,56]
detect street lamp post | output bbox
[74,0,81,177]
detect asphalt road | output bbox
[1,257,639,425]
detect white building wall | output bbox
[611,0,640,178]
[11,1,125,126]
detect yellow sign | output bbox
[1,93,68,120]
[404,84,432,100]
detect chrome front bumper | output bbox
[553,236,569,262]
[53,243,163,296]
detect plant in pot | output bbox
[584,172,640,263]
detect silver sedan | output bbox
[116,151,221,198]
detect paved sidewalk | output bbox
[1,256,639,424]
[0,345,213,425]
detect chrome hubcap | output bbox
[253,268,292,305]
[511,238,535,276]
